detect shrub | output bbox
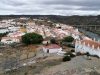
[71,49,75,52]
[90,55,99,58]
[70,53,76,58]
[86,52,90,56]
[62,56,71,62]
[65,52,75,58]
[76,52,81,56]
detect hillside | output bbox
[0,15,100,25]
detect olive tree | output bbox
[22,33,43,45]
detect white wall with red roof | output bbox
[75,39,100,57]
[43,44,62,53]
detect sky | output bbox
[0,0,100,15]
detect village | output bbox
[0,17,100,75]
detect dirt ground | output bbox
[1,55,100,75]
[1,45,100,75]
[1,55,62,75]
[39,56,100,75]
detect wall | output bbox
[75,41,100,57]
[43,47,62,53]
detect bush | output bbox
[86,52,90,56]
[92,55,99,58]
[71,49,75,52]
[76,52,81,56]
[85,52,99,58]
[67,44,75,48]
[65,52,76,58]
[70,53,76,58]
[62,56,71,62]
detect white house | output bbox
[1,37,20,44]
[75,39,100,57]
[7,32,25,38]
[43,44,62,53]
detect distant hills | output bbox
[0,15,100,25]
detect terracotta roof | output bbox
[44,44,61,49]
[81,40,100,49]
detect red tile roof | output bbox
[81,40,100,49]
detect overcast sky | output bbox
[0,0,100,15]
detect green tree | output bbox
[22,33,43,45]
[50,38,57,44]
[62,36,74,42]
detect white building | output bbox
[7,32,25,38]
[1,37,20,44]
[8,26,20,32]
[75,39,100,57]
[43,44,62,53]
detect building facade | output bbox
[43,44,62,53]
[75,39,100,57]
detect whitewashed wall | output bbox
[75,41,100,57]
[1,38,20,44]
[43,47,62,53]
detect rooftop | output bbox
[81,39,100,49]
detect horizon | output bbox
[0,14,100,16]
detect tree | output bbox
[62,36,74,42]
[50,38,57,44]
[22,33,43,45]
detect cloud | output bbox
[0,0,100,15]
[0,0,27,6]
